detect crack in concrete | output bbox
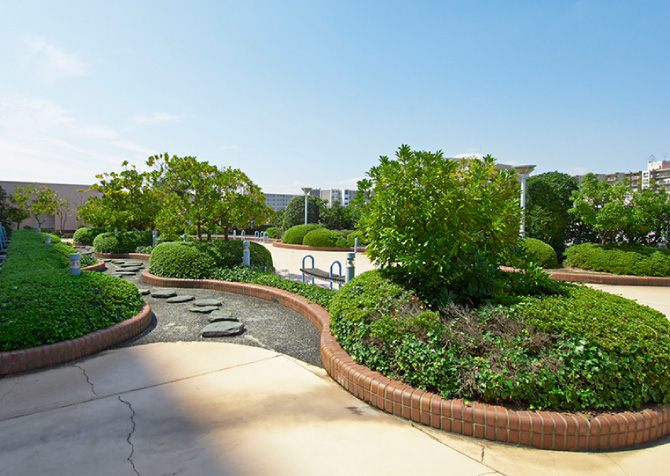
[74,365,98,396]
[481,445,485,462]
[0,378,19,405]
[118,396,140,476]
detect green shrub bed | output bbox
[149,240,273,279]
[73,226,107,244]
[302,228,347,248]
[564,243,670,277]
[520,237,558,268]
[0,230,143,351]
[266,227,282,239]
[93,230,153,254]
[281,224,321,244]
[329,270,670,411]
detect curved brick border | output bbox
[0,303,152,376]
[93,252,151,260]
[139,270,670,451]
[82,260,106,272]
[547,270,670,286]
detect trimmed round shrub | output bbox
[302,228,347,248]
[281,224,320,245]
[73,227,107,245]
[266,227,282,239]
[521,237,558,268]
[93,230,153,254]
[149,239,273,279]
[564,243,670,277]
[149,242,217,279]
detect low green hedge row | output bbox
[212,267,335,309]
[148,240,273,279]
[93,230,153,254]
[265,227,282,239]
[328,269,670,411]
[0,230,143,351]
[564,243,670,277]
[281,224,368,248]
[73,226,107,245]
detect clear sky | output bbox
[1,1,668,194]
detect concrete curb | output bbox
[139,270,670,451]
[0,303,153,376]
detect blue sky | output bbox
[1,1,668,194]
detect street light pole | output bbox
[301,187,312,225]
[514,165,536,238]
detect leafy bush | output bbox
[73,226,107,244]
[302,228,347,248]
[149,239,273,279]
[0,230,143,351]
[358,146,522,305]
[93,230,153,253]
[266,227,282,239]
[213,267,335,309]
[520,238,558,268]
[281,224,320,245]
[564,243,670,277]
[345,230,369,247]
[329,270,670,411]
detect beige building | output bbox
[0,181,100,232]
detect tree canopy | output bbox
[10,184,59,229]
[357,145,523,304]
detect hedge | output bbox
[73,226,107,245]
[281,224,320,245]
[302,228,348,248]
[564,243,670,277]
[93,230,153,254]
[520,237,558,269]
[149,239,273,279]
[0,230,143,351]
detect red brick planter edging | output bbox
[0,303,152,376]
[139,270,670,451]
[547,270,670,286]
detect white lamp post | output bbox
[514,165,536,238]
[301,187,312,225]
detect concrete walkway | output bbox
[1,244,670,475]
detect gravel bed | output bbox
[93,256,323,368]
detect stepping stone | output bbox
[111,260,126,264]
[151,289,178,298]
[120,263,143,268]
[193,298,222,307]
[189,306,219,313]
[137,289,151,295]
[201,321,245,337]
[102,259,111,262]
[207,310,237,322]
[166,295,195,303]
[121,267,143,272]
[117,270,138,276]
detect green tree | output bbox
[319,201,361,230]
[11,184,59,230]
[282,195,325,229]
[526,172,579,256]
[358,145,523,304]
[77,161,158,230]
[148,153,272,240]
[0,187,27,231]
[54,197,70,232]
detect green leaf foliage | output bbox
[281,224,321,245]
[564,243,670,276]
[148,240,273,279]
[265,227,282,239]
[302,228,348,248]
[73,226,108,244]
[520,237,558,269]
[358,145,523,305]
[93,230,153,253]
[329,270,670,411]
[0,230,143,351]
[282,195,325,229]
